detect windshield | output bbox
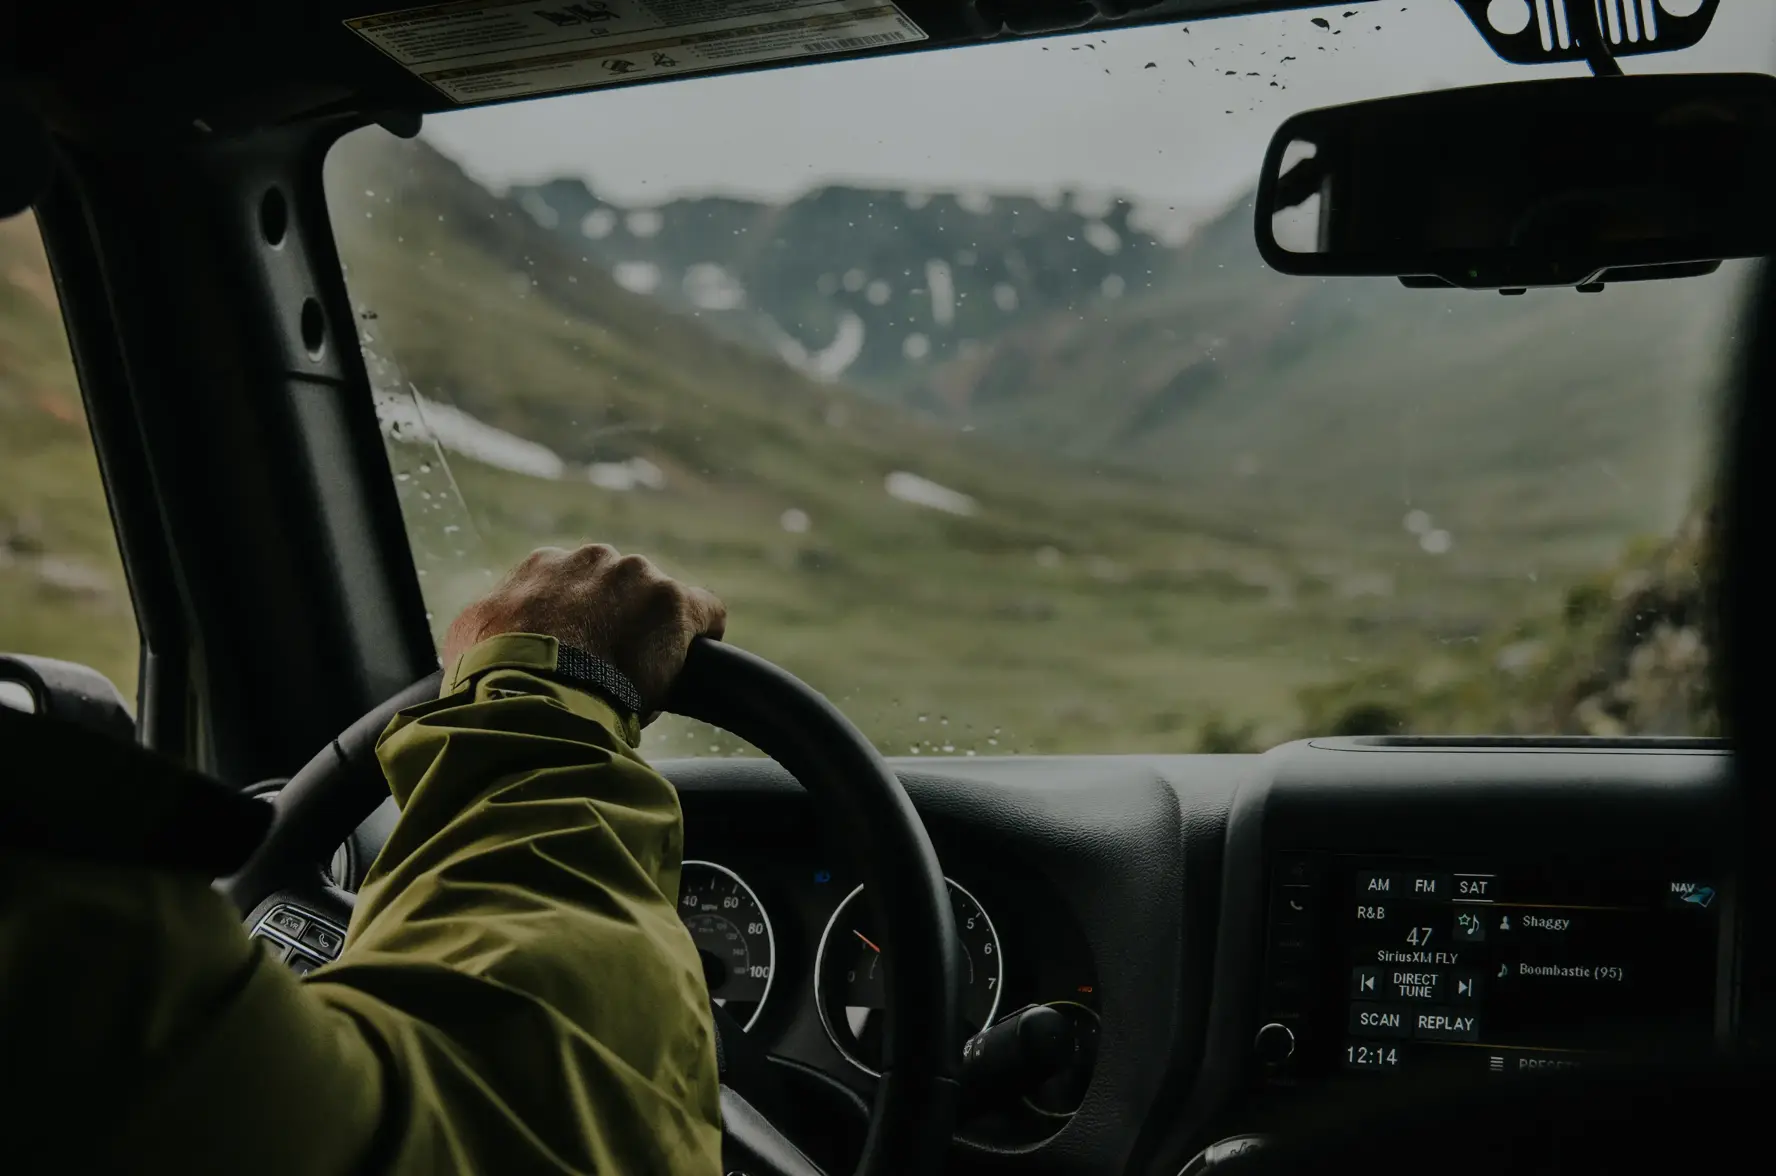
[324,3,1774,756]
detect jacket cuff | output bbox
[441,633,643,745]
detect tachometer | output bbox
[677,860,775,1031]
[814,878,1002,1075]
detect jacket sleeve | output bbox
[0,633,722,1176]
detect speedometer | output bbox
[814,878,1002,1075]
[677,860,775,1031]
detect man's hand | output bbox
[443,545,726,712]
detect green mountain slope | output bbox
[499,161,1739,590]
[1301,503,1718,740]
[510,175,1179,393]
[913,194,1745,565]
[327,132,1360,754]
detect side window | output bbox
[0,212,140,704]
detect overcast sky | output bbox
[422,0,1776,219]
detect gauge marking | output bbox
[814,878,1004,1077]
[677,860,775,1032]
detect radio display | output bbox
[1266,857,1723,1081]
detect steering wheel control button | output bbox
[253,934,290,963]
[1254,1022,1296,1064]
[287,954,323,977]
[299,922,345,958]
[264,908,307,939]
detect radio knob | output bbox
[1254,1022,1296,1064]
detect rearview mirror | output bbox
[1256,74,1776,291]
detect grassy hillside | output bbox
[329,132,1374,754]
[1301,503,1719,740]
[917,193,1744,564]
[0,214,137,698]
[502,165,1739,584]
[0,130,1728,752]
[323,131,1726,753]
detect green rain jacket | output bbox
[0,634,723,1174]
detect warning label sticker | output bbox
[346,0,928,103]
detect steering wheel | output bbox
[222,639,962,1176]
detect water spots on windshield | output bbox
[924,259,957,327]
[519,191,559,229]
[955,190,993,216]
[682,262,745,310]
[587,457,666,491]
[806,313,866,379]
[884,471,977,516]
[1083,220,1122,255]
[613,260,661,294]
[358,336,495,645]
[1403,509,1455,556]
[642,715,759,757]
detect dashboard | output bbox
[271,734,1735,1176]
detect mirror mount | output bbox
[1573,0,1622,78]
[1453,0,1719,70]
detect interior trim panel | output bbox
[1157,736,1733,1174]
[664,754,1248,1173]
[258,739,1732,1176]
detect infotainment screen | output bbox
[1260,856,1723,1083]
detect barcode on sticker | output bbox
[803,32,905,53]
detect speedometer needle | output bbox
[853,930,882,954]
